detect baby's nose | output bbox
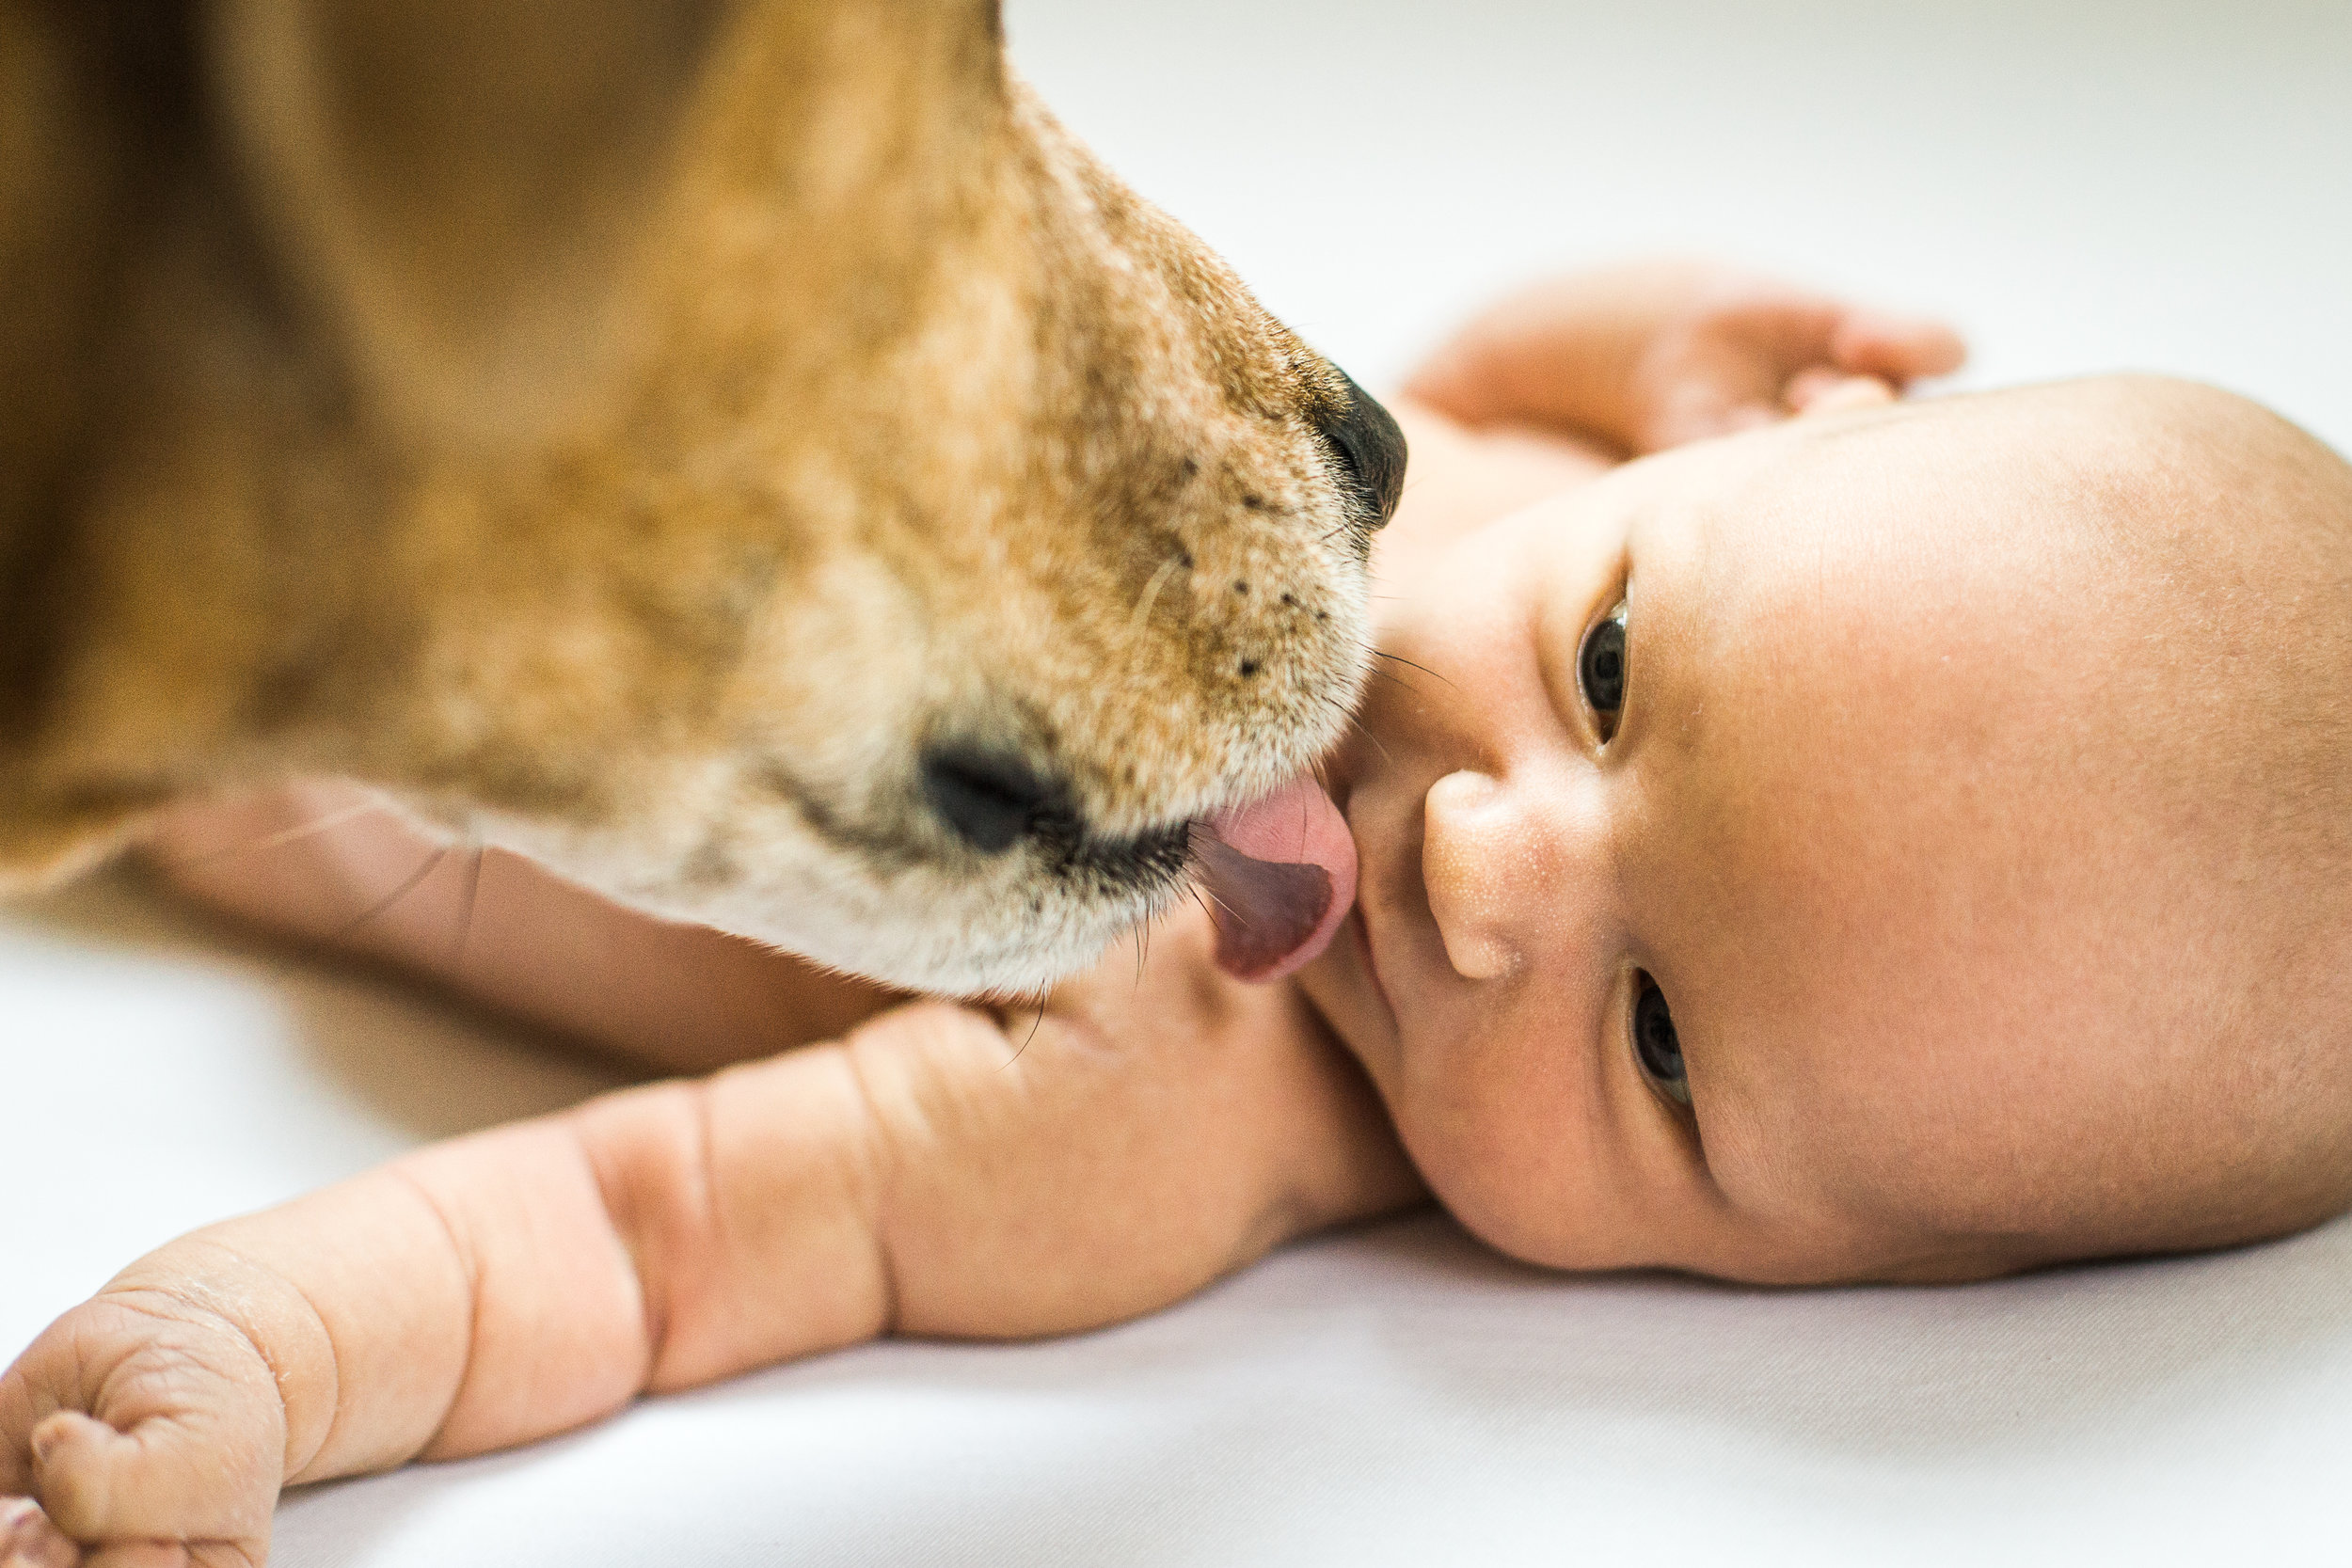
[1422,769,1574,982]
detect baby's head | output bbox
[1304,375,2352,1284]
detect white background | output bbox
[1010,0,2351,452]
[7,2,2352,1562]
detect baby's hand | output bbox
[1406,261,1966,455]
[1623,273,1965,449]
[2,1291,287,1567]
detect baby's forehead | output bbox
[1626,383,2352,1271]
[1641,388,2289,764]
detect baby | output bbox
[8,263,2352,1567]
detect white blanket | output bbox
[8,880,2352,1564]
[8,0,2351,1560]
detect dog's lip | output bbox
[1191,772,1359,984]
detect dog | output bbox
[0,0,1404,994]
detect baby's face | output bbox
[1300,385,2352,1284]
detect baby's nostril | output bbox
[921,747,1061,854]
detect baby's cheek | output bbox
[1387,1079,1604,1270]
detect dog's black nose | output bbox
[921,746,1066,853]
[1319,367,1407,536]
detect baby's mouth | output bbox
[1191,772,1359,983]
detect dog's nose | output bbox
[921,746,1067,853]
[1320,367,1407,535]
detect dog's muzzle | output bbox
[919,744,1190,882]
[921,745,1065,854]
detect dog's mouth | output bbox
[1191,772,1358,984]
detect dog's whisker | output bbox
[152,797,389,877]
[1347,712,1394,767]
[448,839,486,969]
[1129,555,1182,635]
[1181,881,1237,946]
[1373,650,1455,689]
[1310,688,1394,766]
[1311,691,1365,735]
[1191,879,1244,927]
[1006,995,1048,1066]
[332,845,451,942]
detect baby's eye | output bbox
[1631,972,1689,1106]
[1578,602,1629,740]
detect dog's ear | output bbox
[209,0,1013,445]
[210,0,734,442]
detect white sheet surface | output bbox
[8,1,2352,1561]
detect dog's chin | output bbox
[754,883,1176,999]
[762,845,1200,998]
[462,804,1186,997]
[640,862,1184,999]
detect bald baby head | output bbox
[1694,376,2352,1275]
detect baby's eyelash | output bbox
[1577,601,1629,739]
[1631,972,1689,1107]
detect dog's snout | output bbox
[922,746,1068,853]
[1318,367,1408,536]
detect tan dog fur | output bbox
[0,0,1398,992]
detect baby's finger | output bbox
[81,1544,191,1568]
[2,1497,82,1568]
[1786,369,1896,416]
[1830,312,1966,385]
[1641,385,1783,450]
[29,1416,267,1549]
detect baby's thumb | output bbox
[29,1413,262,1549]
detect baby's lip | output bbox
[1191,772,1359,984]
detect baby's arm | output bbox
[143,782,907,1077]
[1405,260,1965,455]
[1,911,1417,1567]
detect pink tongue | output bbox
[1194,772,1359,984]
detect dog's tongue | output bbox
[1194,773,1358,984]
